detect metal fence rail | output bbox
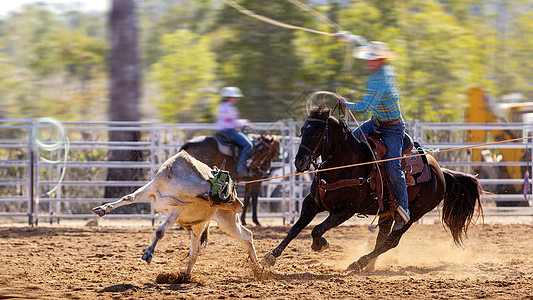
[0,118,532,226]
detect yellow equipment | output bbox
[465,86,530,207]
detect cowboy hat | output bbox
[354,41,395,60]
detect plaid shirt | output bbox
[345,65,402,122]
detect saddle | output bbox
[213,131,241,157]
[188,133,242,157]
[363,133,431,184]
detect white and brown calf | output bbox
[92,151,262,275]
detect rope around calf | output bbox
[235,135,533,186]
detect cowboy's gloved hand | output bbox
[333,31,367,45]
[333,31,353,43]
[338,97,347,109]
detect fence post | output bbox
[28,120,35,226]
[530,124,533,223]
[288,120,297,224]
[150,127,157,226]
[280,121,287,225]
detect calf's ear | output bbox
[228,197,243,214]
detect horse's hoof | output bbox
[346,261,363,273]
[347,255,371,273]
[141,251,153,263]
[261,252,276,268]
[241,219,247,226]
[92,206,106,217]
[311,237,329,252]
[253,220,261,227]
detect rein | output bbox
[299,116,350,170]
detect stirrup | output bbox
[397,206,410,223]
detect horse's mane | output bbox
[309,103,330,119]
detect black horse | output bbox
[262,104,483,272]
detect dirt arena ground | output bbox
[1,220,532,299]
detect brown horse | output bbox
[181,134,280,226]
[262,105,483,272]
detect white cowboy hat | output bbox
[354,41,395,60]
[220,87,243,98]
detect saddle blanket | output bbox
[402,150,431,186]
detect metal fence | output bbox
[0,118,532,225]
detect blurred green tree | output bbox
[150,29,218,123]
[0,3,108,120]
[212,0,308,121]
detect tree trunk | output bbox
[104,0,146,213]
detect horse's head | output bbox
[295,104,332,172]
[295,102,355,172]
[246,134,280,176]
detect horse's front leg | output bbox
[142,208,182,263]
[92,180,154,216]
[310,208,355,252]
[262,194,320,267]
[251,182,261,226]
[241,184,252,226]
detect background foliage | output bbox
[1,0,532,123]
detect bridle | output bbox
[248,139,276,175]
[298,115,348,169]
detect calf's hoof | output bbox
[92,206,106,217]
[260,252,276,268]
[141,251,153,263]
[311,237,329,252]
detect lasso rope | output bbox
[221,0,335,36]
[236,135,533,186]
[32,118,70,197]
[284,0,342,31]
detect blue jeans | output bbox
[219,129,253,172]
[353,119,409,212]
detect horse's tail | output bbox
[441,168,484,246]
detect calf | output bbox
[92,150,262,275]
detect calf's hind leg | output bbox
[93,180,155,217]
[142,208,182,263]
